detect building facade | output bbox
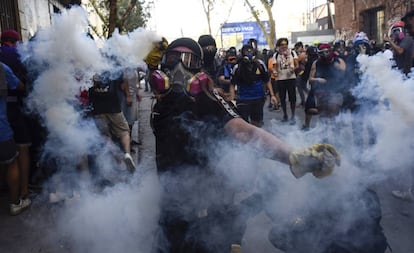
[334,0,414,43]
[0,0,99,42]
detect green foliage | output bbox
[89,0,151,37]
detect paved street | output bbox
[0,90,413,253]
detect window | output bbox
[361,7,385,43]
[0,0,18,31]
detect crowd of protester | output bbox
[1,7,414,253]
[0,29,143,212]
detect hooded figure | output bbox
[198,34,218,78]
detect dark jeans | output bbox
[277,79,297,117]
[236,97,265,127]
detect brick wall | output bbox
[334,0,414,40]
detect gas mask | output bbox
[391,26,405,42]
[166,62,196,93]
[241,44,256,63]
[357,43,368,55]
[150,62,210,97]
[243,52,255,63]
[319,49,334,63]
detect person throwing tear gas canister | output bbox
[147,37,341,253]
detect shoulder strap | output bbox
[211,89,239,118]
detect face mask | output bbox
[150,63,209,97]
[391,27,405,41]
[358,44,367,55]
[319,49,334,62]
[167,62,195,93]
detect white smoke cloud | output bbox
[17,5,413,252]
[17,6,162,253]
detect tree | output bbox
[88,0,151,38]
[243,0,276,49]
[201,0,215,35]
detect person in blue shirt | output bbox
[230,44,277,127]
[0,62,31,215]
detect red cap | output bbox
[318,43,331,50]
[392,21,405,28]
[1,30,20,43]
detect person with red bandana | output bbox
[302,43,346,129]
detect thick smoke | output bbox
[19,6,411,253]
[19,6,161,253]
[190,52,414,251]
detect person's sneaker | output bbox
[281,115,288,122]
[301,125,310,131]
[10,198,31,216]
[230,244,241,253]
[289,117,296,125]
[124,153,136,173]
[391,188,414,202]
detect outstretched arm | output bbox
[224,117,293,164]
[224,117,340,178]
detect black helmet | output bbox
[241,44,254,56]
[162,37,203,70]
[198,34,216,48]
[306,46,318,55]
[247,38,258,50]
[333,39,345,48]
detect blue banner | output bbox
[221,21,271,46]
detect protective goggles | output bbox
[391,27,404,34]
[318,48,331,56]
[162,50,203,70]
[150,70,210,96]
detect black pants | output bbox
[236,98,265,127]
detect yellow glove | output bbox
[144,37,169,69]
[289,144,340,178]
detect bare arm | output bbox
[384,34,405,55]
[334,57,346,71]
[229,83,236,101]
[224,117,293,164]
[266,80,277,105]
[122,78,133,106]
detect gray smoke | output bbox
[19,5,410,252]
[18,6,161,253]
